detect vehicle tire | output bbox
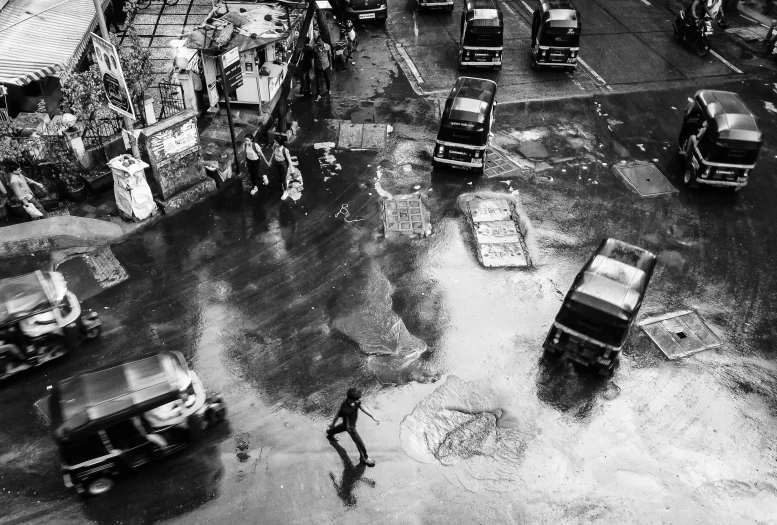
[696,37,710,57]
[86,477,114,496]
[48,340,66,357]
[207,407,226,425]
[531,56,539,70]
[567,66,576,74]
[493,64,502,71]
[84,325,102,340]
[683,166,698,188]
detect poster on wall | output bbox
[91,34,136,120]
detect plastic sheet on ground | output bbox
[400,375,537,492]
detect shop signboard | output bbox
[221,47,243,95]
[91,34,136,120]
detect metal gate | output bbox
[158,81,185,120]
[81,109,124,162]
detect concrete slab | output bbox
[612,161,678,197]
[727,26,769,42]
[361,124,387,149]
[640,310,722,359]
[473,220,521,244]
[468,199,511,222]
[478,242,529,268]
[518,141,549,159]
[0,217,124,256]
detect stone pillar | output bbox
[177,71,200,114]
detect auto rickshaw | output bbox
[458,0,504,70]
[0,271,101,381]
[432,76,497,174]
[543,239,657,374]
[530,0,581,72]
[417,0,454,12]
[678,90,762,191]
[44,350,227,496]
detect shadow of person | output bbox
[328,438,375,507]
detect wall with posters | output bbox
[138,109,214,210]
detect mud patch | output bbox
[235,432,251,462]
[400,376,534,492]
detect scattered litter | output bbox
[368,193,372,196]
[387,124,394,134]
[652,158,659,163]
[335,203,364,223]
[561,169,566,173]
[671,106,677,110]
[467,182,473,185]
[582,166,588,170]
[602,162,608,167]
[637,144,645,151]
[414,185,421,190]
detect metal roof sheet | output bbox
[0,0,110,86]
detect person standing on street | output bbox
[1,168,48,220]
[326,388,379,467]
[268,134,294,193]
[244,134,268,196]
[300,37,316,96]
[313,34,333,102]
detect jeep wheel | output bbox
[683,167,698,188]
[86,476,114,496]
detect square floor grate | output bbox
[612,161,678,197]
[383,198,426,235]
[640,310,722,360]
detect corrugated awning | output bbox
[0,0,110,86]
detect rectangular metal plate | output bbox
[483,147,521,179]
[468,199,511,222]
[337,122,363,149]
[479,242,528,268]
[612,161,678,197]
[640,310,722,360]
[473,220,521,244]
[361,124,387,149]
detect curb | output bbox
[0,216,124,257]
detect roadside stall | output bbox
[179,3,306,108]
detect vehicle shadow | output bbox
[327,438,376,507]
[81,422,229,525]
[535,351,618,421]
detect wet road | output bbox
[2,9,777,525]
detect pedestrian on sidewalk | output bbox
[268,134,294,193]
[244,134,269,196]
[313,34,333,102]
[300,37,316,96]
[326,387,379,467]
[1,168,47,220]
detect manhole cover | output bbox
[612,161,678,197]
[640,310,722,360]
[483,147,521,179]
[478,242,528,268]
[468,199,511,222]
[383,198,427,235]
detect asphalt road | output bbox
[2,4,777,525]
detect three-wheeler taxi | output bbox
[432,76,497,174]
[678,90,762,191]
[45,351,227,496]
[0,271,101,380]
[417,0,454,12]
[530,0,581,72]
[543,239,657,374]
[458,0,504,70]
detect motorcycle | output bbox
[333,39,350,70]
[673,10,712,57]
[335,21,359,63]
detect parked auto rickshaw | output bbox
[417,0,454,12]
[458,0,504,70]
[678,90,762,191]
[433,76,497,174]
[44,351,227,496]
[530,0,581,72]
[543,239,657,373]
[0,271,101,381]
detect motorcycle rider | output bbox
[685,0,728,29]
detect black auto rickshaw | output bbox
[678,90,762,191]
[543,239,657,373]
[417,0,454,12]
[458,0,504,70]
[0,271,101,381]
[433,76,497,174]
[44,351,226,496]
[530,0,581,72]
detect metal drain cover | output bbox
[612,161,678,197]
[383,198,429,236]
[640,310,722,359]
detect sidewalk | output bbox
[726,0,777,55]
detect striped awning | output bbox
[0,0,111,86]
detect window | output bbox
[62,434,110,466]
[104,419,146,450]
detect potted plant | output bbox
[60,168,87,202]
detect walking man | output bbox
[313,34,333,102]
[300,37,315,96]
[326,388,379,466]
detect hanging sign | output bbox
[221,47,243,95]
[91,34,136,120]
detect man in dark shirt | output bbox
[313,34,333,101]
[300,38,315,96]
[326,387,379,466]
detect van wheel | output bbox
[84,325,102,340]
[683,166,698,188]
[86,476,115,496]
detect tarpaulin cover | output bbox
[108,156,156,221]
